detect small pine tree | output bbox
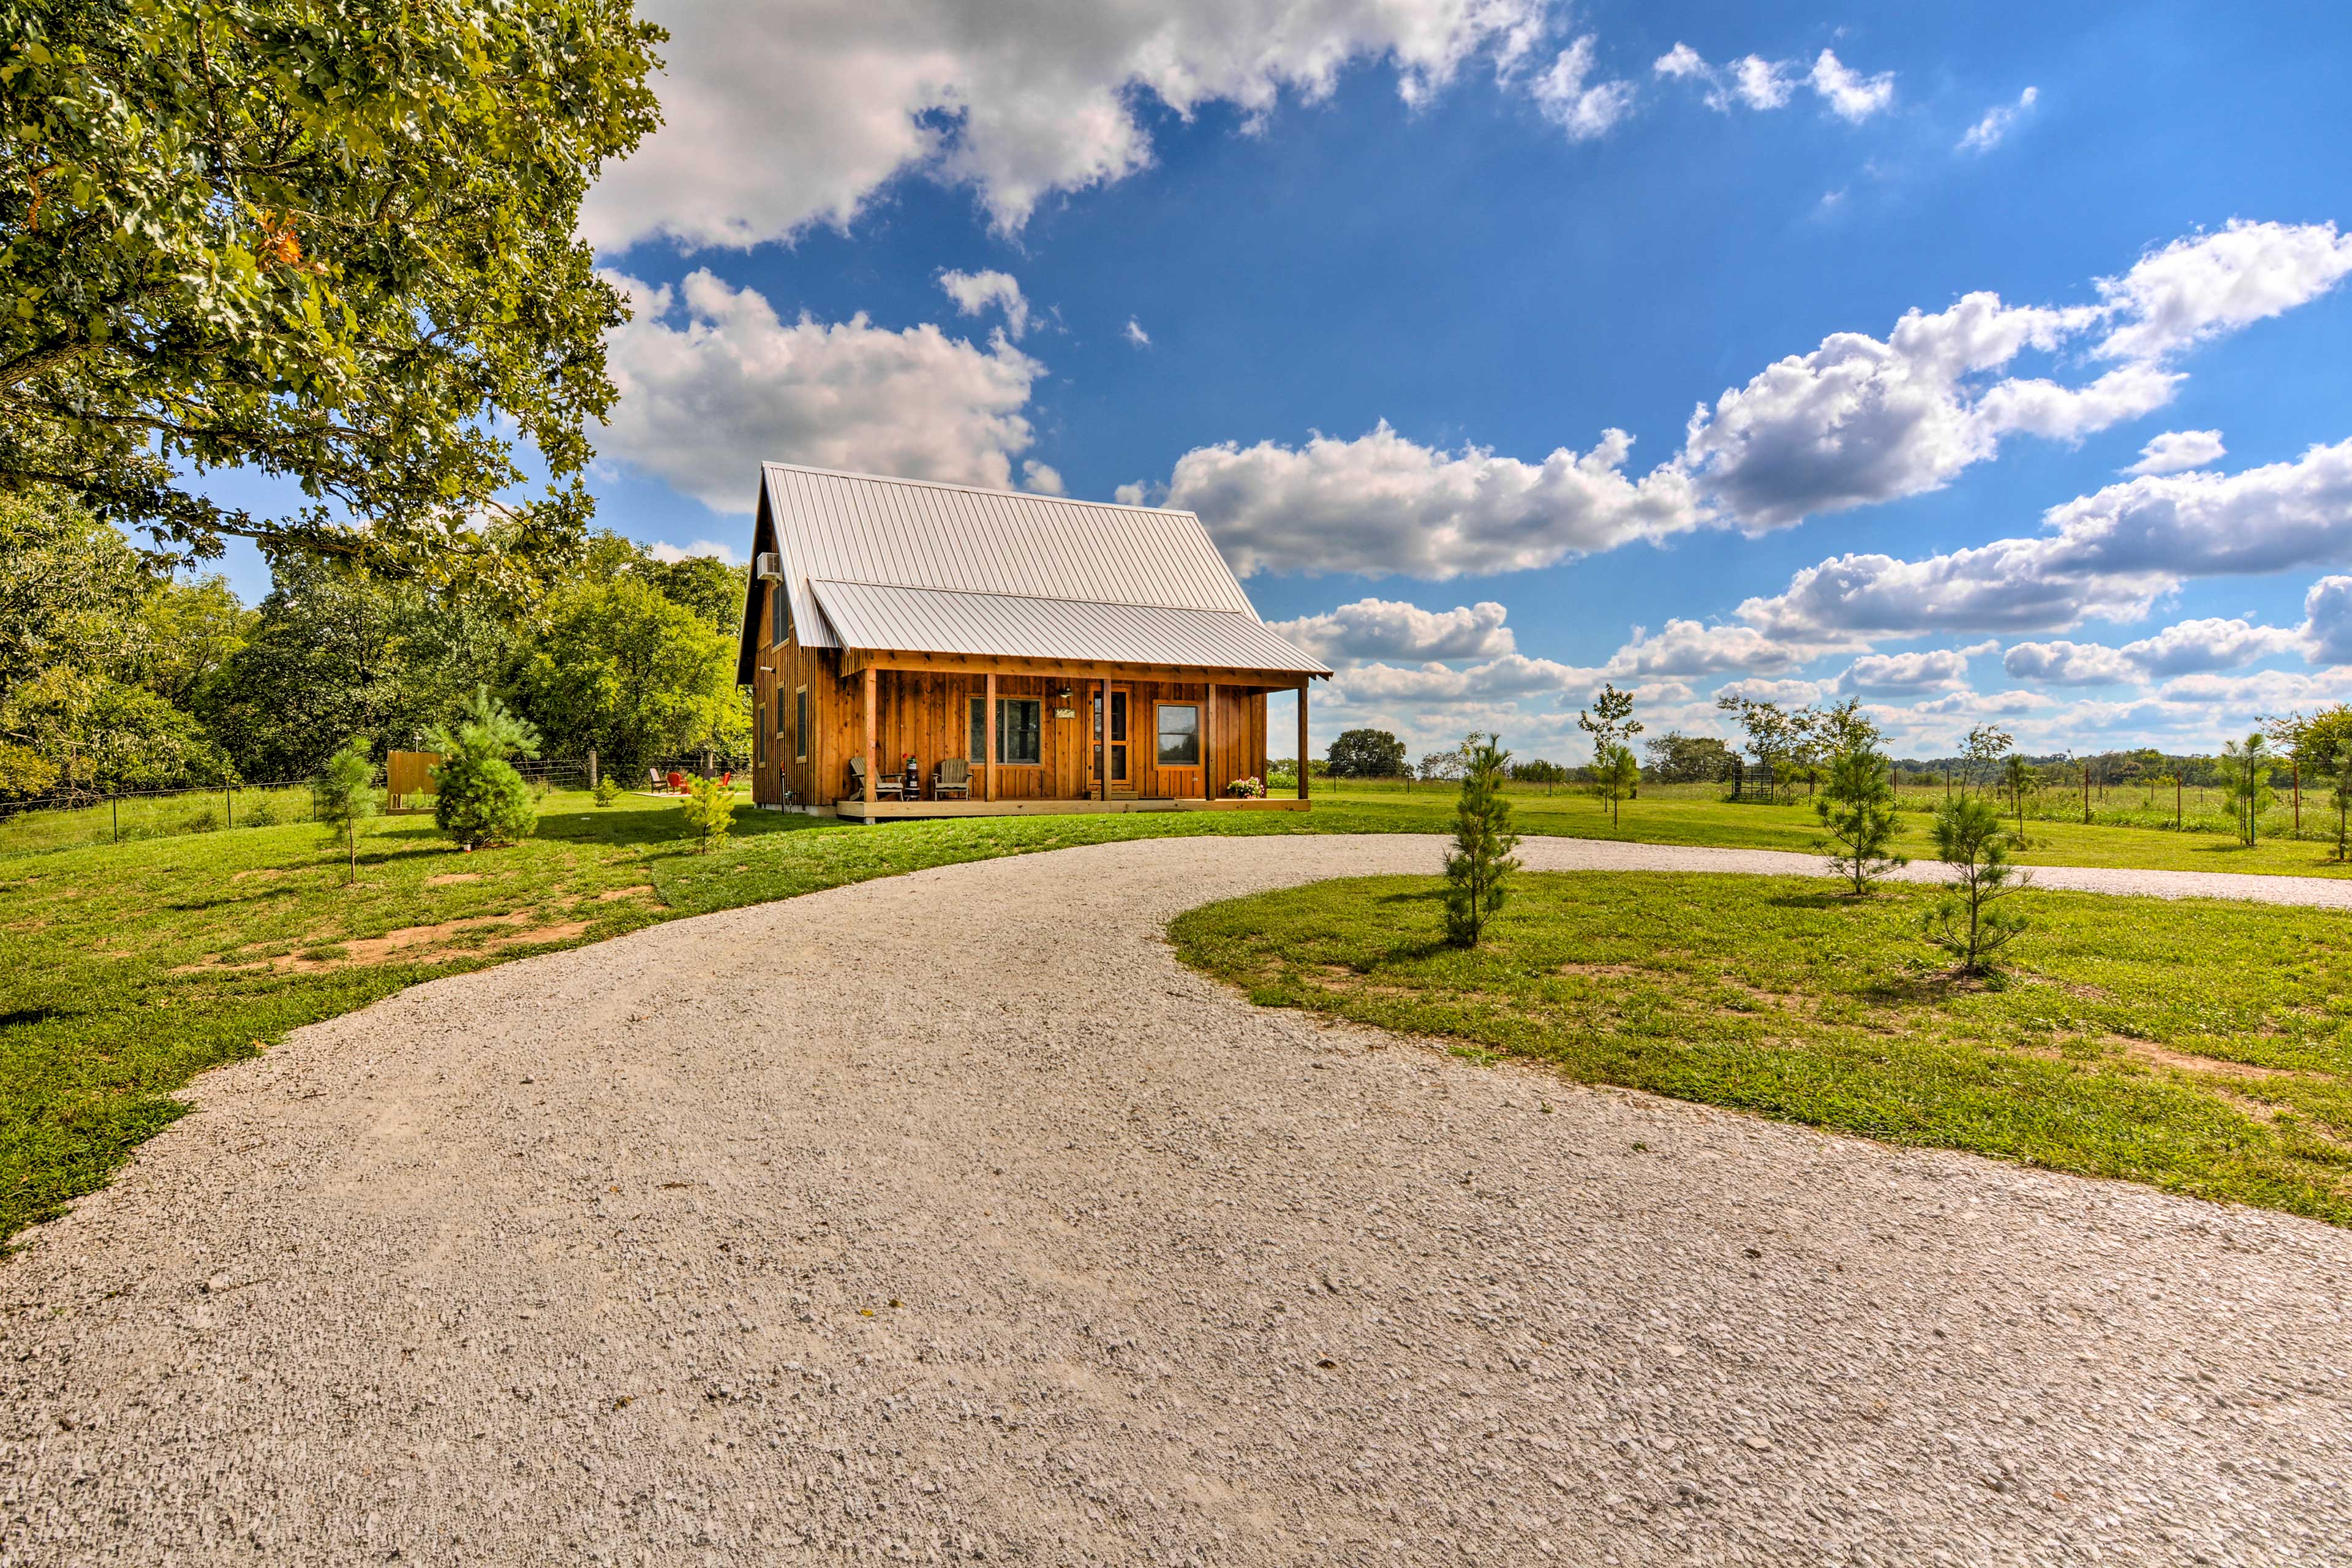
[2328,742,2352,864]
[426,687,541,850]
[2222,733,2273,846]
[1921,793,2029,975]
[679,774,737,854]
[2001,753,2035,846]
[311,737,377,882]
[1592,742,1640,824]
[1815,741,1906,895]
[592,774,620,807]
[1444,733,1521,948]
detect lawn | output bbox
[1170,872,2352,1226]
[8,777,2350,1251]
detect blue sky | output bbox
[205,1,2352,760]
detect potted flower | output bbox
[1226,775,1265,798]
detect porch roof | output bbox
[807,579,1331,676]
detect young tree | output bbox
[2221,732,2274,846]
[1715,694,1797,800]
[1921,794,2030,975]
[310,737,377,882]
[426,688,541,850]
[1443,734,1521,948]
[2328,742,2352,864]
[1645,731,1735,783]
[1326,728,1408,778]
[1419,744,1469,785]
[1578,684,1642,807]
[512,577,744,772]
[679,775,738,855]
[1591,743,1640,824]
[2,0,663,584]
[1815,736,1906,895]
[2001,754,2037,844]
[1961,723,2014,797]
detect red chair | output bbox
[665,770,687,793]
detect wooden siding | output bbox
[748,579,1281,809]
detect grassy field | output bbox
[7,777,2350,1251]
[1169,871,2352,1225]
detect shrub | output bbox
[243,797,281,827]
[592,774,620,807]
[679,774,737,854]
[1444,733,1521,948]
[184,804,220,832]
[426,687,541,849]
[1922,793,2029,975]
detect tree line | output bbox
[0,488,749,802]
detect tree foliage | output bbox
[1922,794,2029,974]
[1578,684,1641,794]
[2328,741,2352,864]
[1,0,664,585]
[511,575,745,771]
[1714,694,1799,798]
[1443,733,1521,948]
[1644,730,1733,783]
[2221,733,2274,846]
[678,774,736,854]
[426,687,538,848]
[1815,735,1905,895]
[1591,742,1639,823]
[311,735,377,880]
[1325,727,1406,778]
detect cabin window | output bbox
[771,582,791,646]
[1156,703,1200,767]
[755,704,767,766]
[997,698,1042,765]
[968,696,987,760]
[794,686,809,763]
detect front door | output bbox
[1091,685,1131,796]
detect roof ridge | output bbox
[763,461,1197,520]
[807,578,1261,620]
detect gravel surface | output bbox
[5,834,2350,1566]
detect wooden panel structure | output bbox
[386,750,441,813]
[747,577,1294,815]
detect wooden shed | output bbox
[736,464,1330,822]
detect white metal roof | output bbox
[807,580,1330,674]
[751,462,1325,675]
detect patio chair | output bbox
[933,756,971,799]
[644,767,662,793]
[846,755,904,799]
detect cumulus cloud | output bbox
[583,0,1553,249]
[937,270,1030,338]
[1168,420,1702,579]
[1650,42,1891,119]
[2003,617,2303,686]
[1600,617,1832,677]
[1835,649,1973,693]
[2301,576,2352,667]
[1740,437,2352,639]
[1531,35,1637,140]
[2092,219,2352,363]
[1267,598,1516,665]
[646,538,744,566]
[2127,429,2226,477]
[598,271,1044,511]
[1957,86,2037,152]
[1019,459,1065,495]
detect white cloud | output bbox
[1267,598,1516,665]
[1807,50,1896,121]
[1167,420,1702,579]
[1741,437,2352,639]
[2092,220,2352,363]
[1652,43,1707,80]
[2126,429,2226,477]
[1113,480,1151,505]
[1957,85,2038,153]
[1123,317,1152,348]
[2302,576,2352,667]
[1531,36,1636,140]
[597,271,1044,512]
[1600,617,1832,677]
[583,0,1553,249]
[1835,649,1973,693]
[1019,459,1065,496]
[2003,617,2303,686]
[646,538,744,566]
[937,270,1030,339]
[1729,55,1796,111]
[1714,676,1825,707]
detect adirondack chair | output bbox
[932,757,971,799]
[846,755,904,799]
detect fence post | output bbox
[587,746,598,791]
[113,796,119,844]
[226,785,233,829]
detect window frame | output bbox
[1154,701,1201,768]
[793,685,809,763]
[968,695,987,762]
[996,697,1044,766]
[771,581,791,646]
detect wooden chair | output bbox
[846,755,904,799]
[644,767,662,793]
[933,757,971,799]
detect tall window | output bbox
[968,695,987,760]
[771,582,790,646]
[794,686,809,763]
[1156,703,1200,766]
[997,698,1042,764]
[756,704,767,765]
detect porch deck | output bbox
[791,796,1311,823]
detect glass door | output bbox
[1091,687,1131,793]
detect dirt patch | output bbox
[2114,1037,2303,1081]
[230,868,285,884]
[178,913,594,975]
[426,873,483,886]
[1557,962,1648,979]
[596,884,657,902]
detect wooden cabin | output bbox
[735,463,1331,821]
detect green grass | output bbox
[1169,871,2352,1224]
[8,776,2350,1251]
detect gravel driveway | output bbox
[5,835,2350,1566]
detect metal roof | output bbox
[744,462,1324,676]
[807,580,1331,675]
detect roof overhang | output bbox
[807,580,1331,677]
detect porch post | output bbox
[1099,676,1110,800]
[1297,680,1310,801]
[862,665,878,815]
[1204,680,1217,801]
[984,671,997,802]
